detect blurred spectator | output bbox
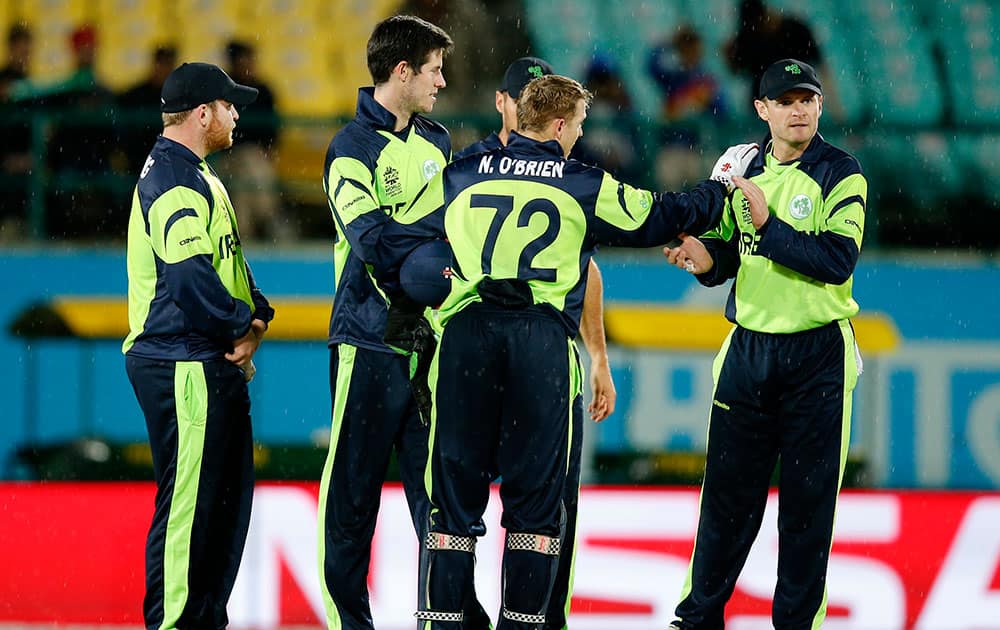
[118,45,177,173]
[0,23,31,95]
[647,25,727,190]
[649,25,726,123]
[725,0,821,105]
[211,40,288,241]
[570,51,639,180]
[44,24,118,238]
[0,23,34,239]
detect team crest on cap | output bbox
[422,159,441,181]
[528,64,544,79]
[789,194,813,219]
[785,63,802,75]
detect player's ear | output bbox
[495,91,504,115]
[817,94,824,118]
[393,60,409,82]
[753,98,768,122]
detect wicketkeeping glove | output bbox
[409,334,436,426]
[710,143,759,193]
[384,293,437,425]
[383,293,429,354]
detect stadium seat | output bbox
[954,134,1000,202]
[848,0,943,125]
[94,0,161,90]
[174,0,240,67]
[523,0,603,79]
[603,2,685,117]
[926,1,1000,126]
[763,0,866,123]
[679,0,755,122]
[19,0,90,83]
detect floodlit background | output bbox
[1,0,999,628]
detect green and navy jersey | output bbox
[377,132,726,336]
[696,133,866,333]
[323,87,450,352]
[123,136,273,360]
[453,131,503,161]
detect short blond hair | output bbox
[161,109,192,127]
[517,74,592,133]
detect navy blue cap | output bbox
[758,58,822,99]
[499,57,554,99]
[160,62,258,113]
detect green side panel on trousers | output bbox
[160,361,208,630]
[316,344,357,630]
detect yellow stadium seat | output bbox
[18,0,91,83]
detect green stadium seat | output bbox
[603,2,685,117]
[679,0,755,122]
[523,0,603,78]
[848,0,943,125]
[763,0,865,124]
[926,1,1000,126]
[954,134,1000,202]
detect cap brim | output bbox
[226,84,259,106]
[764,82,822,100]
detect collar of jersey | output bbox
[356,86,407,132]
[506,132,564,159]
[154,135,205,167]
[752,132,827,169]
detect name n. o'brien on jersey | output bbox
[477,154,565,178]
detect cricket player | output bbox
[375,74,757,628]
[663,58,867,630]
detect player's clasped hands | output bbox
[733,175,770,229]
[710,142,759,193]
[664,233,713,275]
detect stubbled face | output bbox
[402,48,446,115]
[206,100,238,152]
[557,99,587,158]
[755,88,822,153]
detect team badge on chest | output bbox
[789,194,813,220]
[422,159,441,181]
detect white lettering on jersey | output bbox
[140,156,155,179]
[478,155,495,174]
[495,158,564,179]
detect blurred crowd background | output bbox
[1,0,998,248]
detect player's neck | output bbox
[373,84,412,132]
[163,125,208,160]
[770,138,808,163]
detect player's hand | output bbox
[384,294,429,354]
[242,359,256,383]
[251,318,268,341]
[588,354,616,423]
[710,143,758,193]
[733,175,769,230]
[226,326,261,369]
[663,234,713,275]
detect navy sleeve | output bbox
[163,255,253,341]
[755,216,860,285]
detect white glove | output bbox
[710,143,759,193]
